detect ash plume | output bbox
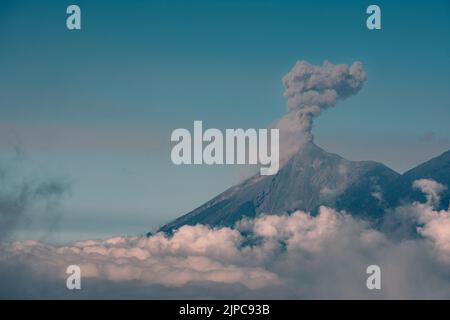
[275,61,367,164]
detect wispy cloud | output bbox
[0,153,69,241]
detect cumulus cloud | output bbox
[2,180,450,299]
[398,179,450,264]
[238,206,385,254]
[0,224,280,291]
[274,61,367,163]
[415,205,450,264]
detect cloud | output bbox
[397,179,450,264]
[237,206,385,254]
[2,180,450,299]
[413,178,446,206]
[0,225,280,291]
[415,204,450,264]
[274,61,367,163]
[0,159,69,241]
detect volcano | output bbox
[159,142,405,233]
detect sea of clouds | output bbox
[1,179,449,299]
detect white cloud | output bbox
[1,179,450,298]
[1,225,280,290]
[416,206,450,264]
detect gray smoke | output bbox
[283,60,367,133]
[275,61,367,164]
[0,162,69,242]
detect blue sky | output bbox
[0,0,449,241]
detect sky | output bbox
[0,0,449,242]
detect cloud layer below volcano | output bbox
[1,179,450,299]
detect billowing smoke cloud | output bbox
[274,61,367,164]
[0,159,69,242]
[1,179,450,299]
[283,61,367,119]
